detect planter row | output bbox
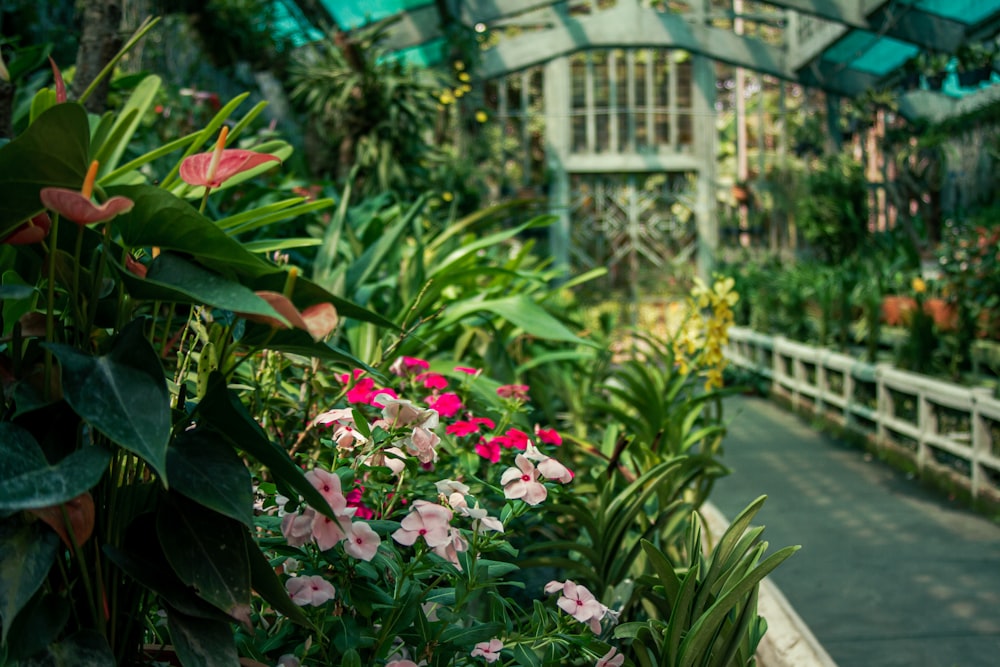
[726,327,1000,505]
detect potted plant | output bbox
[956,42,996,87]
[917,52,951,91]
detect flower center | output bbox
[205,125,229,184]
[81,160,99,199]
[521,474,530,482]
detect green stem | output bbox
[61,503,105,635]
[84,221,112,339]
[43,213,61,402]
[198,187,212,214]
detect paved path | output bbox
[710,395,1000,667]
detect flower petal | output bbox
[40,188,134,225]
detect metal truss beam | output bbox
[479,1,793,80]
[767,0,968,52]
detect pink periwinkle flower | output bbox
[364,446,407,475]
[524,444,574,484]
[431,526,469,567]
[392,500,453,548]
[405,426,441,464]
[500,454,547,505]
[285,574,335,606]
[343,521,381,561]
[555,580,608,633]
[385,661,420,667]
[470,638,504,663]
[280,511,314,547]
[312,407,355,428]
[497,384,530,401]
[459,503,504,534]
[427,392,462,418]
[377,394,440,429]
[596,647,625,667]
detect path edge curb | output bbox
[701,501,839,667]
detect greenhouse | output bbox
[2,1,1000,665]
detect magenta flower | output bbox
[504,428,530,450]
[500,454,547,505]
[475,438,501,463]
[392,500,453,548]
[416,372,448,390]
[454,366,479,375]
[40,160,134,225]
[427,392,462,418]
[343,521,381,561]
[179,126,280,189]
[285,575,335,606]
[470,638,504,663]
[535,426,563,446]
[389,356,429,376]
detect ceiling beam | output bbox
[796,59,881,98]
[478,1,793,80]
[766,0,967,52]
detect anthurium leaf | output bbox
[108,184,274,279]
[166,430,253,527]
[440,295,588,345]
[4,592,70,661]
[165,604,239,667]
[196,374,337,521]
[242,531,312,628]
[238,324,373,370]
[0,103,89,236]
[104,517,234,623]
[20,630,115,666]
[118,253,286,323]
[157,495,252,628]
[0,519,59,643]
[248,270,396,329]
[44,320,170,483]
[0,443,110,512]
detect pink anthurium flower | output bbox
[2,213,51,245]
[49,57,66,103]
[179,126,281,189]
[39,161,134,225]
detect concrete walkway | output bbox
[710,395,1000,667]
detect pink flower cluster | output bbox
[544,579,617,633]
[280,468,381,561]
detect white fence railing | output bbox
[726,326,1000,504]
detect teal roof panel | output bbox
[322,0,432,30]
[822,31,920,76]
[911,0,1000,25]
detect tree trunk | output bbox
[71,0,124,113]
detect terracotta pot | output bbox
[881,295,917,327]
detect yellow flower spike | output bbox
[205,125,229,185]
[81,160,100,200]
[458,72,470,82]
[912,277,927,294]
[283,265,299,299]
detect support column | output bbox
[544,57,572,277]
[693,2,717,281]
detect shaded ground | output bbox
[710,395,1000,667]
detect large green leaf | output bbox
[196,374,338,521]
[20,630,115,667]
[247,270,397,329]
[166,431,253,527]
[4,592,70,661]
[0,438,110,512]
[238,324,373,369]
[93,75,160,174]
[243,531,312,628]
[45,320,170,482]
[439,295,588,345]
[0,103,89,236]
[0,520,59,643]
[157,496,251,628]
[165,604,239,667]
[108,185,274,279]
[118,252,286,323]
